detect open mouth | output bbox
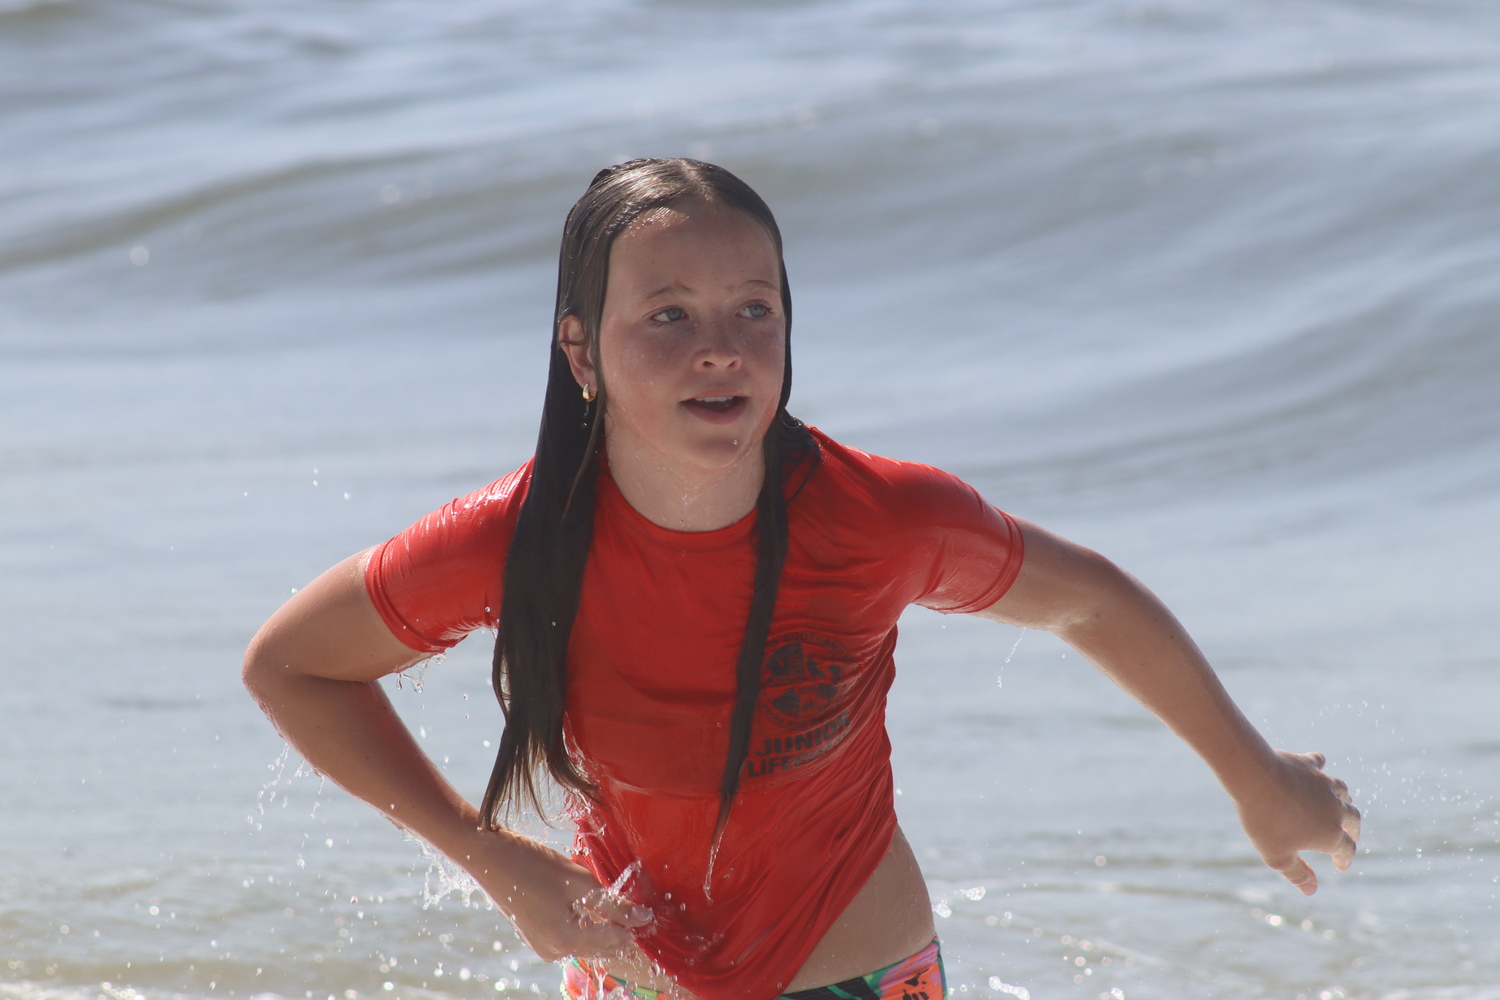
[682,395,748,419]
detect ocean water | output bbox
[3,1,1499,998]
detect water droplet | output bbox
[129,246,149,266]
[1005,630,1025,663]
[988,977,1029,999]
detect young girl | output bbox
[243,159,1360,1000]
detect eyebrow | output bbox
[641,278,779,299]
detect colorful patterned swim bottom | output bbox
[561,937,946,1000]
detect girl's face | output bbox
[562,201,786,474]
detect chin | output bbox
[681,434,757,471]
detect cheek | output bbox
[621,333,689,375]
[746,329,787,384]
[609,338,675,393]
[600,331,682,415]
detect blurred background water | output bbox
[3,1,1499,998]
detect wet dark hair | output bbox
[480,158,817,833]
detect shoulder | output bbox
[398,460,533,548]
[455,461,533,514]
[364,459,533,653]
[798,429,1023,613]
[803,428,993,525]
[371,459,534,586]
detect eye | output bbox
[651,306,686,323]
[739,302,772,319]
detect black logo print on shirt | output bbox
[747,632,853,779]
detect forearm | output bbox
[982,521,1280,800]
[1054,570,1279,801]
[241,554,643,954]
[243,662,487,859]
[981,519,1360,891]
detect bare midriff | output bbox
[604,825,934,997]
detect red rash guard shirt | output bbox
[365,429,1024,1000]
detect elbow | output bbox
[1050,546,1138,638]
[241,626,283,704]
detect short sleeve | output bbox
[896,465,1026,615]
[363,462,532,653]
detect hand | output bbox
[1235,750,1361,895]
[462,827,653,963]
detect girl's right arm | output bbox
[241,550,649,961]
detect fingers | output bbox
[1341,801,1362,842]
[1330,777,1351,803]
[515,906,633,964]
[571,920,635,957]
[1305,751,1327,769]
[571,888,654,930]
[1331,832,1357,873]
[1272,855,1319,896]
[534,919,633,963]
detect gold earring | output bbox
[582,383,597,403]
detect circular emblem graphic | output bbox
[758,631,851,729]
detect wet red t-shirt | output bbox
[365,429,1024,1000]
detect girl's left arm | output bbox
[973,518,1360,894]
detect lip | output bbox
[680,395,749,424]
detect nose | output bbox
[694,317,742,370]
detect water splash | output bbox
[609,859,643,898]
[1005,629,1025,663]
[701,836,723,904]
[573,861,649,930]
[403,834,484,910]
[998,629,1026,687]
[255,746,291,816]
[394,653,444,693]
[988,977,1031,999]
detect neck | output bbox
[604,429,766,533]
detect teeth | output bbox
[694,396,735,403]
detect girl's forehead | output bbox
[627,203,691,232]
[611,201,778,272]
[624,200,771,243]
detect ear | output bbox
[557,315,598,392]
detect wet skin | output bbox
[558,200,787,533]
[558,201,936,990]
[244,198,1360,1000]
